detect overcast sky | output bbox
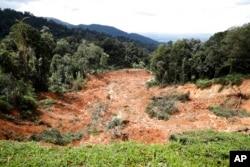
[1,0,250,34]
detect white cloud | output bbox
[2,0,250,34]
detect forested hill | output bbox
[0,8,159,49]
[47,18,159,46]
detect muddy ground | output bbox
[1,69,250,145]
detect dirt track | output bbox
[1,69,250,145]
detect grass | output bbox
[38,98,57,110]
[196,73,249,89]
[209,105,250,118]
[0,129,249,166]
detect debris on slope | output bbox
[0,69,250,145]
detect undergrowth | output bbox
[29,129,82,146]
[38,98,57,110]
[196,73,249,89]
[145,92,190,120]
[209,105,250,118]
[1,130,249,166]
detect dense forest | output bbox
[150,23,250,85]
[0,8,250,120]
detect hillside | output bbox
[74,24,159,45]
[0,9,159,48]
[46,17,159,45]
[1,69,250,145]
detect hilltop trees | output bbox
[0,20,112,117]
[49,40,109,92]
[150,39,202,84]
[150,23,250,85]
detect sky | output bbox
[1,0,250,34]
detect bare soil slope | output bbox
[1,69,250,145]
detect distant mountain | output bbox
[143,33,212,42]
[46,18,160,45]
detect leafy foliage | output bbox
[196,73,248,89]
[0,100,13,113]
[29,129,83,145]
[150,23,250,86]
[1,130,250,166]
[145,92,190,120]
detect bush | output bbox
[132,61,145,69]
[29,129,83,145]
[175,92,190,102]
[196,79,213,89]
[145,95,177,120]
[0,100,13,113]
[145,92,189,120]
[38,98,57,109]
[19,96,37,111]
[107,117,124,129]
[146,79,159,88]
[196,74,249,89]
[209,106,250,118]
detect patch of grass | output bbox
[168,129,250,165]
[29,129,82,146]
[38,98,57,110]
[145,92,189,120]
[196,73,249,89]
[209,105,250,118]
[1,130,250,166]
[214,73,246,86]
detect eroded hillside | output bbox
[1,69,250,145]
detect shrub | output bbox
[175,92,190,102]
[132,61,145,69]
[145,92,189,120]
[0,100,13,113]
[107,117,124,129]
[38,98,57,109]
[196,74,249,89]
[209,105,250,118]
[17,95,38,119]
[196,79,213,89]
[146,79,159,88]
[214,73,245,86]
[19,96,37,111]
[29,129,83,145]
[145,96,177,120]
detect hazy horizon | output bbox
[1,0,250,35]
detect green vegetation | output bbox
[29,129,83,146]
[107,117,125,130]
[146,79,159,88]
[0,100,13,113]
[150,23,250,86]
[209,105,250,118]
[0,130,249,166]
[145,92,189,120]
[196,73,248,89]
[38,98,57,110]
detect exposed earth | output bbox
[1,69,250,145]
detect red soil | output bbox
[1,69,250,145]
